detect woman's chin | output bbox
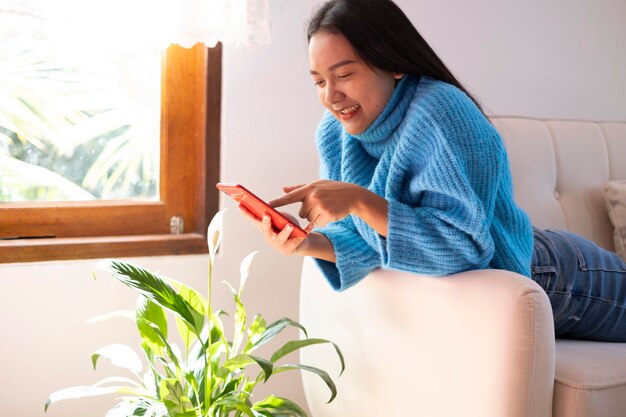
[336,111,373,135]
[341,121,366,135]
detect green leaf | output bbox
[143,401,169,417]
[215,378,240,400]
[136,297,168,356]
[223,280,247,356]
[136,297,168,336]
[190,364,206,406]
[175,316,194,357]
[270,339,345,374]
[217,354,255,377]
[245,315,267,351]
[207,308,229,356]
[182,369,200,404]
[252,395,307,417]
[210,394,255,416]
[137,323,165,359]
[170,283,207,357]
[158,379,196,417]
[102,397,153,417]
[249,318,308,352]
[187,328,209,367]
[218,354,273,382]
[208,339,228,370]
[251,355,274,382]
[103,397,161,417]
[185,312,229,369]
[176,282,208,316]
[140,321,183,375]
[91,344,142,375]
[95,260,204,335]
[274,364,338,403]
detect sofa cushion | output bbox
[603,179,626,261]
[492,117,626,252]
[554,340,626,417]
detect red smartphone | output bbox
[216,183,308,238]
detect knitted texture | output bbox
[314,75,533,291]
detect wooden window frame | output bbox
[0,44,222,263]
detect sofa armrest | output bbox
[299,257,555,417]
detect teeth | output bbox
[339,105,360,114]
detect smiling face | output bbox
[308,31,403,135]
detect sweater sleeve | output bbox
[375,196,494,274]
[314,217,382,291]
[368,110,502,275]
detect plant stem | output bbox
[206,257,214,414]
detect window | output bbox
[0,44,222,263]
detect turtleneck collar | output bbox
[351,74,421,145]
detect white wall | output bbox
[1,0,625,416]
[404,0,626,121]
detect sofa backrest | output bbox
[491,116,626,251]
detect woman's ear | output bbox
[393,73,405,80]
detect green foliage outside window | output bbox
[0,44,160,202]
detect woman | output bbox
[239,0,626,342]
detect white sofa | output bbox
[299,117,626,417]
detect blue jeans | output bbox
[531,227,626,342]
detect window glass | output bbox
[0,36,161,202]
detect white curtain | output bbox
[0,0,46,44]
[0,0,271,49]
[169,0,272,48]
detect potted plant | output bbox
[45,210,344,416]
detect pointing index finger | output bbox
[283,183,307,193]
[268,185,308,208]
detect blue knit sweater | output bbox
[314,75,533,291]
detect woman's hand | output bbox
[269,180,390,236]
[268,180,361,227]
[238,204,314,256]
[236,179,388,259]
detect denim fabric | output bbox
[531,227,626,342]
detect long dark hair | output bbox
[307,0,484,112]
